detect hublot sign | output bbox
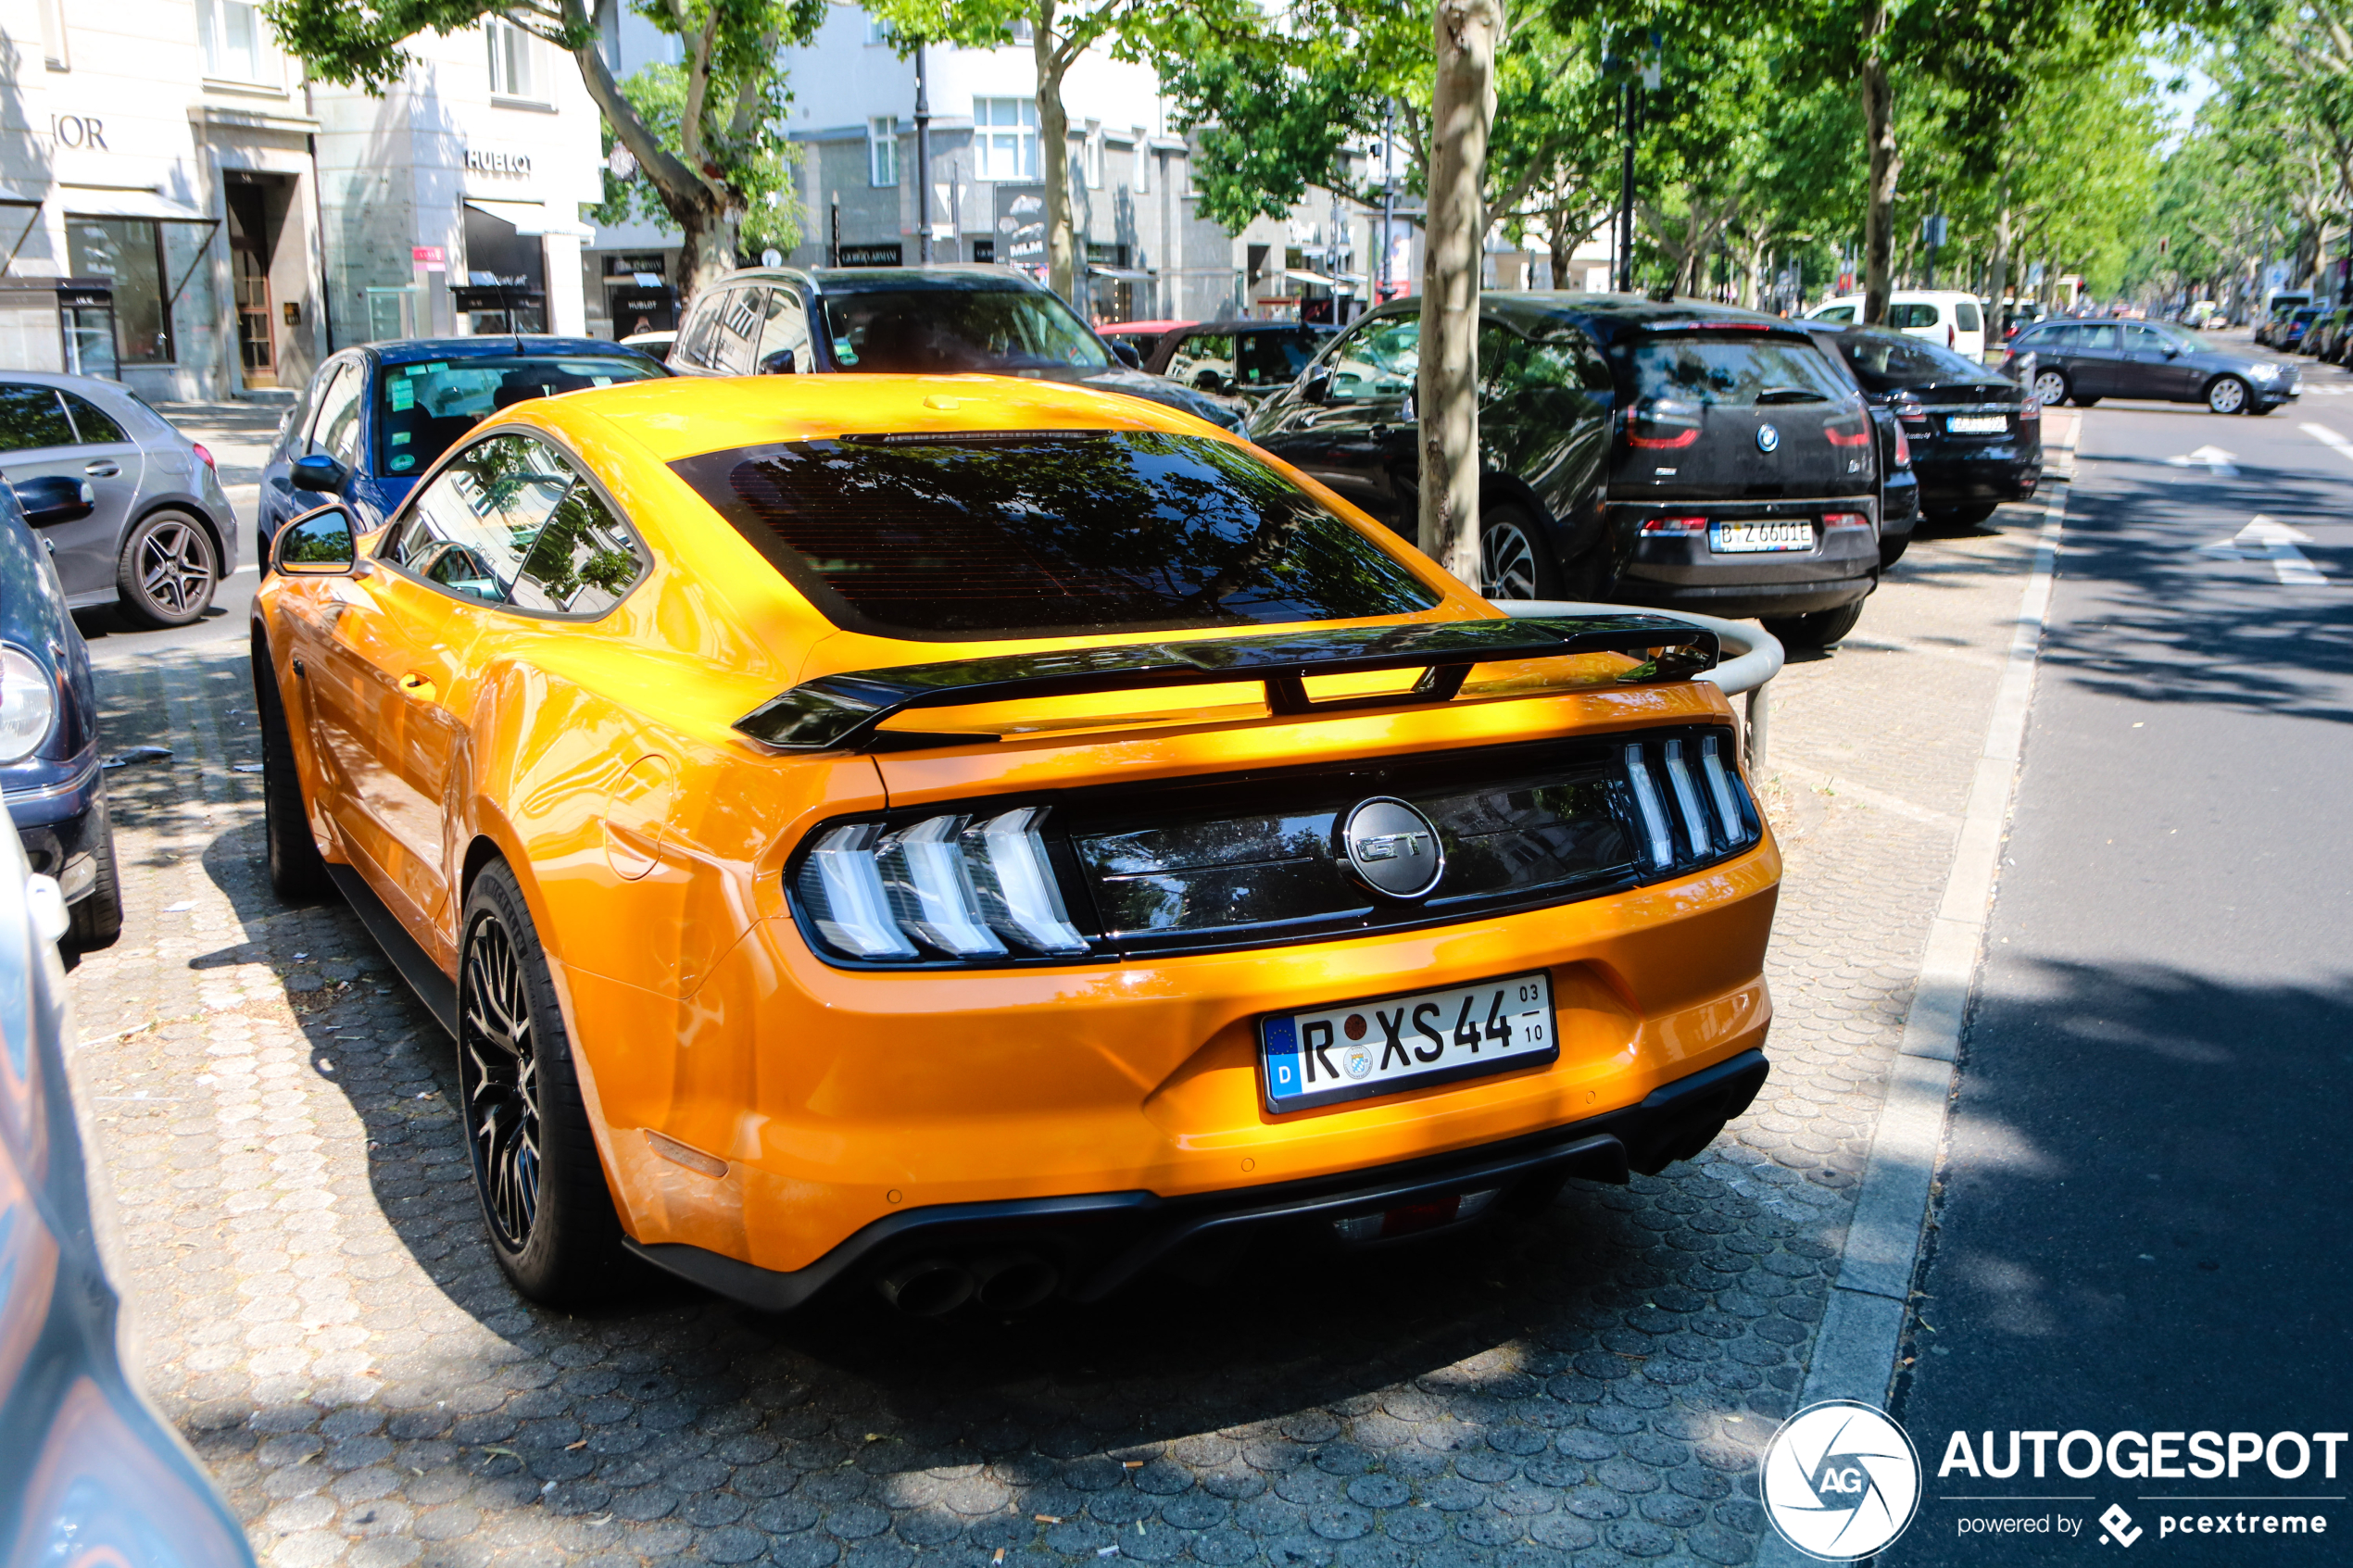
[464,148,533,175]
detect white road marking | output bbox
[2163,444,2239,476]
[2198,513,2327,585]
[2302,420,2353,462]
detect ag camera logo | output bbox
[1761,1400,1922,1561]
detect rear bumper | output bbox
[1614,573,1876,617]
[5,754,107,902]
[1914,446,2042,506]
[626,1047,1771,1311]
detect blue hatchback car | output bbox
[255,336,669,558]
[1,474,120,949]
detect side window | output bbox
[1955,300,1982,333]
[308,360,363,462]
[1888,302,1939,331]
[1324,318,1418,402]
[60,391,128,445]
[2123,324,2167,353]
[0,385,79,452]
[674,291,728,370]
[1238,329,1317,389]
[1481,324,1612,398]
[713,286,766,375]
[2079,323,2120,352]
[757,288,812,372]
[385,434,569,602]
[511,470,648,614]
[1170,332,1238,390]
[1813,305,1856,324]
[387,434,646,614]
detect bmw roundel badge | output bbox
[1756,423,1781,454]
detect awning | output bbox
[1283,268,1360,289]
[1087,265,1155,281]
[60,186,209,221]
[0,188,43,208]
[464,198,594,240]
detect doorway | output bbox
[224,172,294,387]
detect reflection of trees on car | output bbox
[680,431,1439,637]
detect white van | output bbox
[1806,290,1988,359]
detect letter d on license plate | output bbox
[1259,972,1558,1113]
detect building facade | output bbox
[0,0,599,400]
[581,4,1423,332]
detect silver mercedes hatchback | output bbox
[0,371,239,626]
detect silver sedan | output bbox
[0,371,239,626]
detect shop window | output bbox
[198,0,273,82]
[487,17,539,102]
[40,0,69,69]
[975,97,1038,182]
[1010,17,1033,42]
[869,117,899,187]
[864,11,889,44]
[66,219,173,366]
[1134,132,1150,194]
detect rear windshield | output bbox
[1617,332,1852,408]
[374,355,663,477]
[669,430,1440,640]
[821,288,1113,373]
[1833,331,1994,390]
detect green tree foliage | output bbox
[263,0,824,295]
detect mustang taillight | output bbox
[1823,511,1872,532]
[1624,734,1752,869]
[796,809,1088,960]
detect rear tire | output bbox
[1478,505,1565,600]
[63,795,122,951]
[116,509,219,627]
[1761,600,1867,651]
[459,860,630,1308]
[254,630,331,902]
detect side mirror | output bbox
[272,505,359,576]
[758,346,797,375]
[290,452,348,494]
[1109,339,1142,369]
[1301,364,1333,405]
[10,474,94,527]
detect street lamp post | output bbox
[914,44,932,265]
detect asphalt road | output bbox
[1894,345,2353,1563]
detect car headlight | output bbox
[0,646,57,765]
[2248,362,2280,381]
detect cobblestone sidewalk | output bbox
[65,507,2040,1568]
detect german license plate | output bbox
[1946,413,2007,434]
[1259,972,1557,1113]
[1709,520,1814,554]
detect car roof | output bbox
[0,368,143,395]
[524,371,1225,469]
[697,264,1049,299]
[1466,292,1825,344]
[367,335,656,368]
[1100,319,1193,334]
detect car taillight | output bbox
[1823,512,1872,532]
[192,443,215,470]
[796,808,1088,960]
[2018,399,2041,421]
[1826,420,1872,447]
[1627,425,1700,450]
[1640,516,1708,535]
[1894,428,1913,467]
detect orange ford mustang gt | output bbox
[251,373,1780,1315]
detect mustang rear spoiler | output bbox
[735,613,1718,754]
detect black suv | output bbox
[1247,295,1882,647]
[667,264,1241,428]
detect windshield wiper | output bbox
[1755,386,1828,405]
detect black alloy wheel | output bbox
[461,907,543,1252]
[1478,506,1565,600]
[117,509,219,627]
[458,861,630,1305]
[254,629,331,901]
